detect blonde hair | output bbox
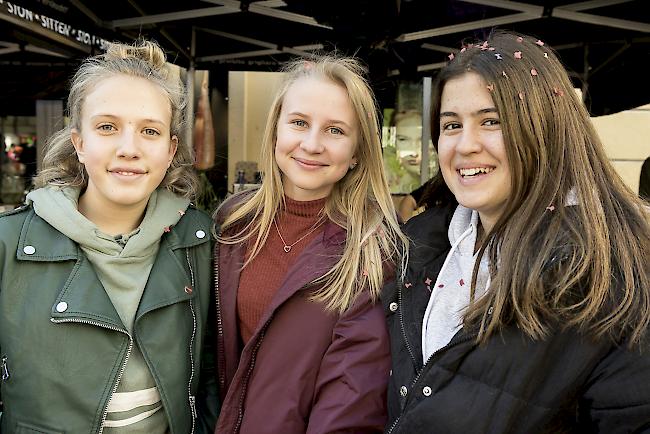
[35,39,199,198]
[430,30,650,346]
[218,54,408,313]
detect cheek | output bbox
[436,140,453,167]
[436,141,456,183]
[274,140,284,161]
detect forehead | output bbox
[281,76,356,119]
[81,74,172,123]
[440,72,495,112]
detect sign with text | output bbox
[1,0,111,51]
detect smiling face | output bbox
[71,74,177,216]
[437,72,512,232]
[274,76,358,201]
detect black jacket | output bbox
[384,204,650,434]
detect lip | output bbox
[293,157,328,168]
[455,163,495,171]
[455,164,496,185]
[108,167,146,177]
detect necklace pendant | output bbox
[283,245,291,253]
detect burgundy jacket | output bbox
[213,217,391,434]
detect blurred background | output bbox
[1,0,648,212]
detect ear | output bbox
[71,128,85,163]
[168,135,179,167]
[349,156,358,170]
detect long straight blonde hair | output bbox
[218,55,408,313]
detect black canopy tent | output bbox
[1,0,648,116]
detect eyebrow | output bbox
[439,107,498,118]
[90,114,166,125]
[287,111,352,129]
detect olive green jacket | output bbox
[0,204,219,433]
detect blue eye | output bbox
[292,119,307,127]
[98,124,116,131]
[143,128,160,136]
[328,127,344,135]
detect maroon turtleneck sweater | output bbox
[237,196,327,344]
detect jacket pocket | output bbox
[14,421,63,434]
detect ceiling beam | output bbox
[560,0,634,12]
[203,0,332,29]
[124,0,192,61]
[551,8,650,33]
[459,0,648,32]
[0,46,20,56]
[421,43,456,53]
[397,12,540,42]
[455,0,544,14]
[417,61,448,72]
[197,43,322,62]
[69,0,110,28]
[196,28,321,56]
[111,6,238,28]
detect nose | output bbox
[116,129,141,159]
[455,127,482,155]
[299,130,324,154]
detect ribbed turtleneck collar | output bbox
[282,195,327,218]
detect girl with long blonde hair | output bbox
[213,54,407,433]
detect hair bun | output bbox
[104,39,167,70]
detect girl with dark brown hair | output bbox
[385,30,650,433]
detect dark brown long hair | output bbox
[429,30,650,346]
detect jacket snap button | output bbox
[23,245,36,255]
[422,386,432,396]
[389,302,398,312]
[184,286,193,294]
[195,230,206,239]
[55,301,68,313]
[399,385,408,397]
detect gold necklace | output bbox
[273,217,324,253]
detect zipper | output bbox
[1,355,9,380]
[386,331,476,434]
[186,248,197,434]
[230,276,312,433]
[233,317,273,434]
[214,234,227,392]
[50,317,132,434]
[386,277,478,434]
[397,278,417,366]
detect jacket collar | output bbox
[17,206,210,331]
[17,206,210,262]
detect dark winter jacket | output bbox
[384,204,650,434]
[213,208,391,434]
[0,203,219,433]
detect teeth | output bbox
[459,167,494,177]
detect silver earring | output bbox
[349,162,358,170]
